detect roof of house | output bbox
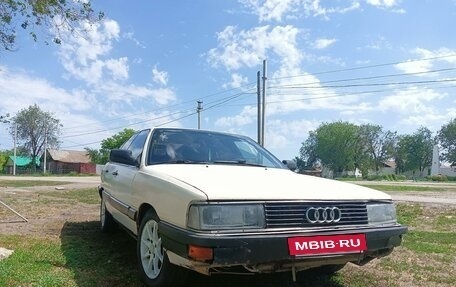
[46,149,92,164]
[7,156,40,166]
[383,160,396,168]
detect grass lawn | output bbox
[0,185,455,286]
[0,180,71,188]
[356,184,448,192]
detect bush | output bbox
[367,175,382,181]
[395,174,407,181]
[427,175,448,182]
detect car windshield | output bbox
[147,129,285,168]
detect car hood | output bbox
[147,164,390,201]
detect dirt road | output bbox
[2,176,456,204]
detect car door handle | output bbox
[112,171,118,176]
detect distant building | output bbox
[5,156,40,174]
[430,144,456,177]
[42,149,96,174]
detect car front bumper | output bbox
[159,222,407,273]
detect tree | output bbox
[11,104,61,172]
[438,118,456,166]
[86,128,135,164]
[0,150,8,173]
[298,122,359,177]
[396,127,434,177]
[0,0,103,51]
[297,131,318,171]
[356,124,397,177]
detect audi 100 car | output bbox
[99,128,407,287]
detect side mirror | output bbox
[282,160,297,171]
[110,149,137,166]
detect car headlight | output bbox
[187,203,265,231]
[367,203,397,225]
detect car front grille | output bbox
[264,201,368,229]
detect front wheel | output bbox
[137,211,187,287]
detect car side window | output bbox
[127,129,150,161]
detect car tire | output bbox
[100,196,116,233]
[137,210,187,287]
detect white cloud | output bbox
[105,57,129,80]
[207,25,301,70]
[239,0,298,22]
[215,106,257,127]
[55,18,177,107]
[57,18,127,85]
[378,87,446,118]
[366,0,400,8]
[0,66,101,149]
[239,0,361,21]
[149,88,177,106]
[313,38,337,49]
[223,73,249,89]
[263,118,321,159]
[123,31,146,48]
[94,83,177,106]
[0,66,93,114]
[152,67,169,86]
[395,60,432,74]
[395,47,456,74]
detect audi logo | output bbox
[305,207,342,224]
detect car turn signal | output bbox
[188,245,213,262]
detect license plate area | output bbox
[288,234,367,256]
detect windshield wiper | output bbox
[172,160,209,164]
[212,160,265,167]
[152,160,209,165]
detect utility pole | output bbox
[257,71,261,145]
[197,101,203,130]
[261,59,267,147]
[13,123,17,176]
[43,127,47,174]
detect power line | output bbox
[61,109,194,138]
[61,82,257,132]
[223,83,456,107]
[269,78,456,90]
[269,53,456,81]
[61,110,199,149]
[51,54,456,147]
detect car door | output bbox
[104,129,150,232]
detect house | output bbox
[43,149,96,174]
[5,156,40,174]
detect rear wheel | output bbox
[100,196,116,233]
[137,211,187,287]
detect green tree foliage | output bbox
[11,104,61,172]
[396,127,434,177]
[86,128,135,164]
[0,0,103,51]
[0,150,8,173]
[437,118,456,166]
[297,131,318,171]
[356,124,397,177]
[300,121,359,176]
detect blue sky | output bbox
[1,0,456,160]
